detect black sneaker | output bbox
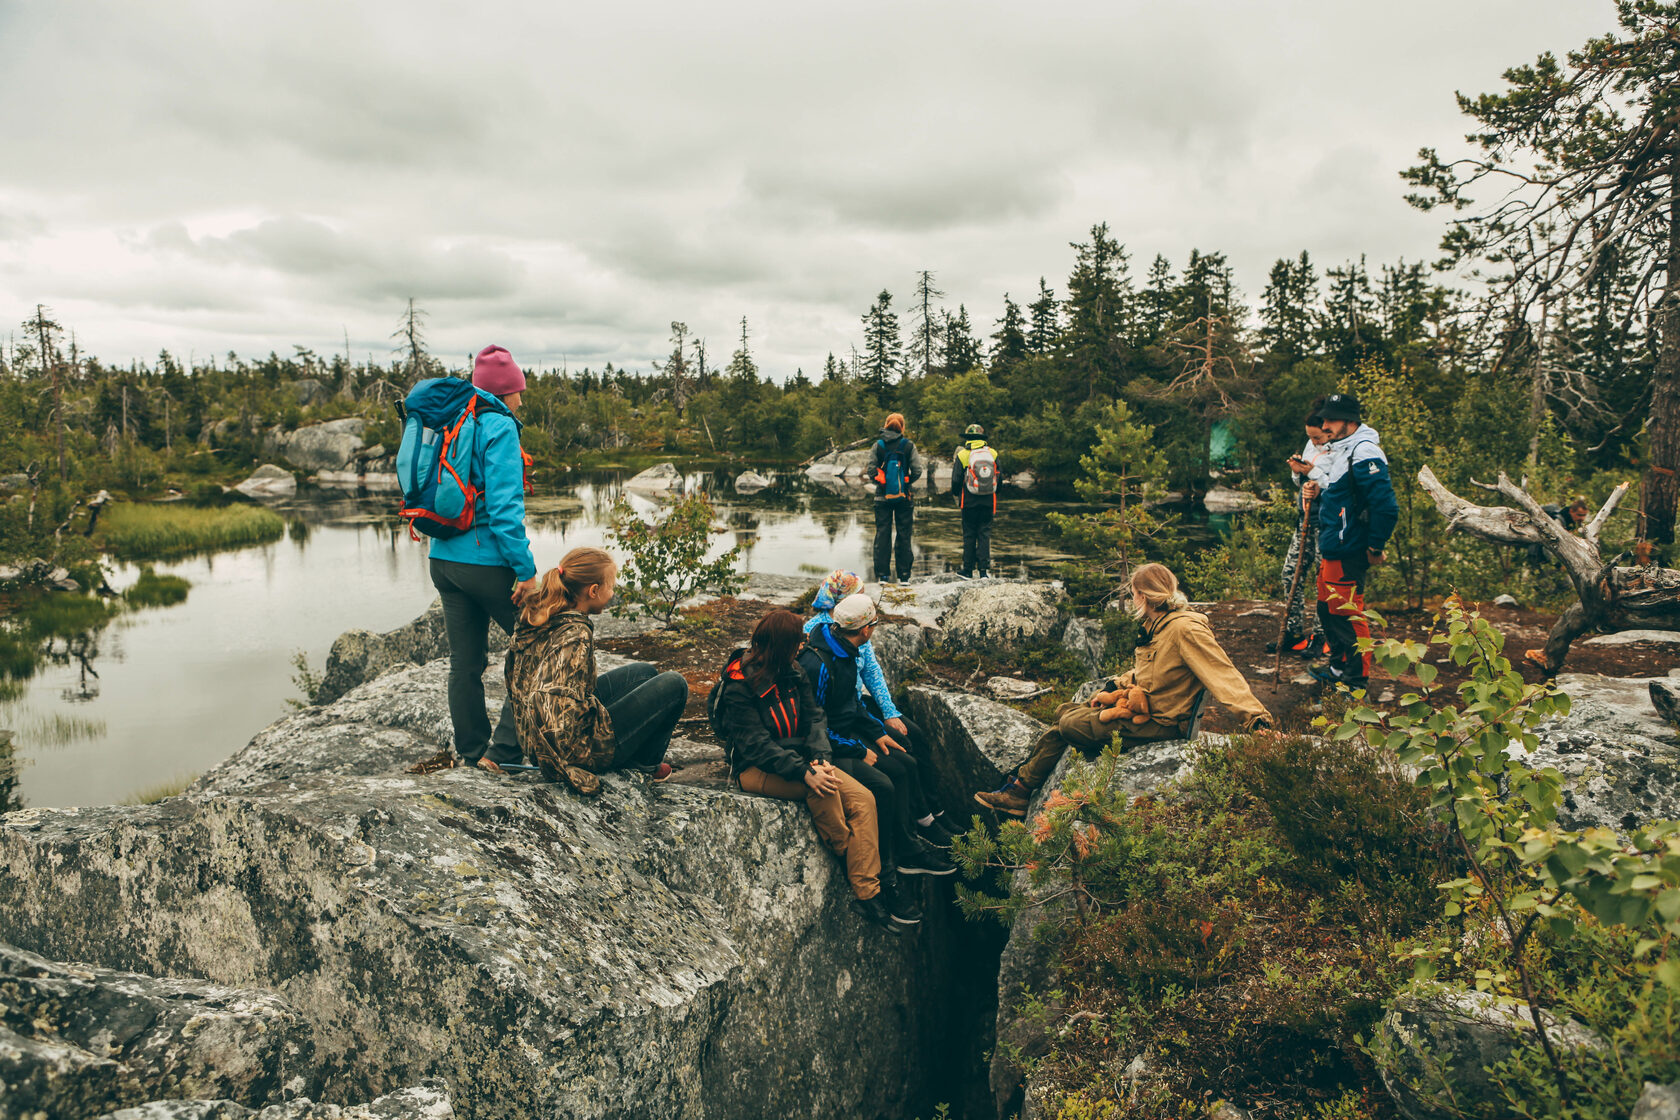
[916,820,953,849]
[849,895,902,933]
[887,886,923,926]
[897,839,958,877]
[931,813,967,844]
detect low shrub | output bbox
[124,567,191,608]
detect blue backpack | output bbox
[396,379,503,539]
[873,440,910,499]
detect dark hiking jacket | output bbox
[796,624,887,758]
[717,650,832,782]
[1316,424,1399,560]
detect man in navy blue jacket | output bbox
[1304,392,1399,690]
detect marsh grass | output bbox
[120,773,198,804]
[124,567,192,609]
[101,502,285,560]
[18,711,107,748]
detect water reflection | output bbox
[5,471,1101,810]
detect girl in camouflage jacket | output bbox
[505,547,689,794]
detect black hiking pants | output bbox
[836,748,925,873]
[960,505,994,576]
[431,557,522,767]
[873,498,914,582]
[598,663,689,769]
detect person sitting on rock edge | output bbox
[798,593,958,896]
[975,563,1273,818]
[804,569,963,847]
[503,547,689,791]
[719,609,903,932]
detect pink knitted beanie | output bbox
[472,345,525,396]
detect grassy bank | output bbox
[99,502,285,561]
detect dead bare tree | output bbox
[1417,465,1679,673]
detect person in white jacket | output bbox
[1274,398,1336,657]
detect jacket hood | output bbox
[510,609,590,654]
[812,623,857,660]
[878,429,907,445]
[1142,608,1209,642]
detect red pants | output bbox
[1316,557,1371,680]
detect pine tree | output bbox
[860,291,902,399]
[1259,252,1319,361]
[990,295,1029,373]
[25,305,66,480]
[662,321,692,414]
[725,316,758,383]
[1027,278,1060,355]
[1061,222,1133,397]
[1320,257,1378,363]
[1138,254,1177,346]
[823,352,845,383]
[1401,1,1680,540]
[907,270,945,379]
[941,305,984,374]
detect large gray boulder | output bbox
[1528,673,1680,831]
[1060,617,1107,677]
[314,600,455,706]
[94,1083,453,1119]
[0,941,306,1119]
[901,686,1046,812]
[262,420,366,473]
[940,582,1064,653]
[1372,985,1604,1120]
[1202,486,1266,513]
[1634,1081,1680,1120]
[233,466,296,500]
[622,462,680,492]
[732,470,771,494]
[0,657,960,1120]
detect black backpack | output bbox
[707,647,748,744]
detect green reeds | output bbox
[124,567,192,609]
[101,502,285,560]
[120,773,198,805]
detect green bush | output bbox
[607,492,743,624]
[100,502,284,560]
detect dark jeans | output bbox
[835,749,923,872]
[431,557,521,766]
[599,663,689,769]
[873,498,914,581]
[960,505,994,576]
[862,694,938,818]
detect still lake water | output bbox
[6,471,1097,809]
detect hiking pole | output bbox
[1273,500,1313,693]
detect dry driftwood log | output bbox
[1418,465,1680,673]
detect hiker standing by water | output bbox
[427,345,538,774]
[1304,392,1399,692]
[949,424,999,579]
[871,414,921,584]
[504,547,689,789]
[1272,399,1333,658]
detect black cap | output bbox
[1319,392,1361,422]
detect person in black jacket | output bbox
[719,609,899,931]
[797,594,955,885]
[870,412,922,583]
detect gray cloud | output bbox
[0,0,1616,375]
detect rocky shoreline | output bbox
[2,574,1676,1119]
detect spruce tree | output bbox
[1259,252,1319,361]
[941,305,984,374]
[1027,278,1060,355]
[860,290,902,399]
[907,270,945,379]
[1061,222,1133,397]
[990,295,1029,373]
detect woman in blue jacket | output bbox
[803,570,961,846]
[430,345,539,773]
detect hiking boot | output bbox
[849,895,902,933]
[887,886,923,926]
[897,839,957,877]
[973,783,1029,818]
[637,762,674,782]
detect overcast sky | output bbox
[0,1,1612,379]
